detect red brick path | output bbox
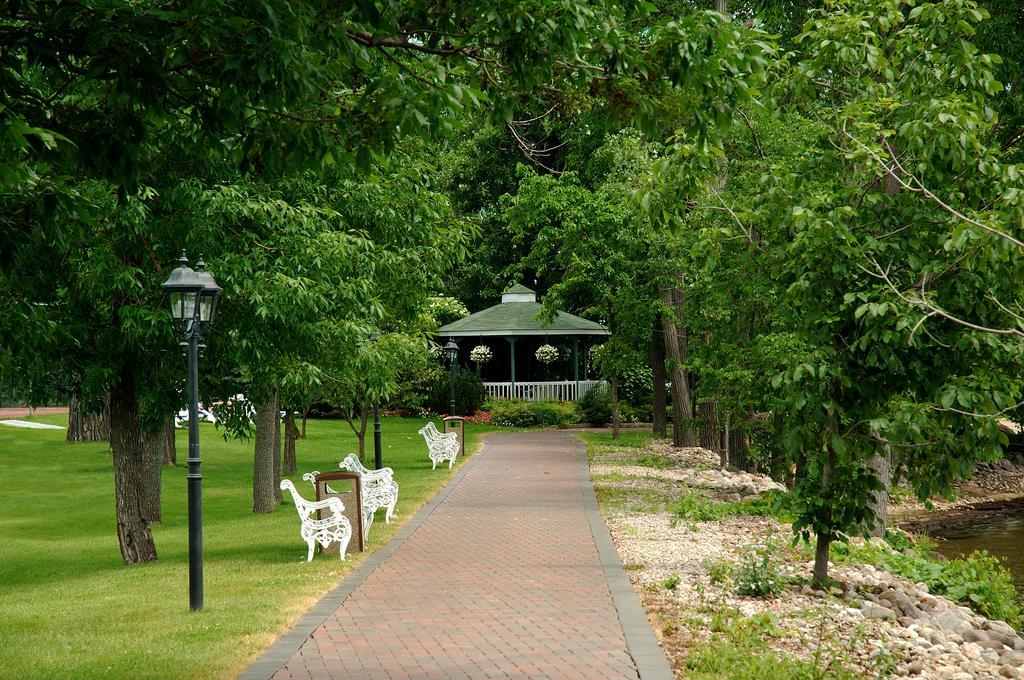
[269,431,645,680]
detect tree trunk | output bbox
[812,452,836,583]
[108,371,158,564]
[272,390,282,504]
[650,325,668,437]
[163,418,176,466]
[300,404,310,439]
[720,412,730,468]
[716,0,728,14]
[253,396,279,514]
[610,373,621,440]
[661,281,697,447]
[283,409,299,476]
[866,448,892,538]
[142,427,164,523]
[66,394,110,442]
[813,532,832,584]
[356,407,370,462]
[699,400,720,454]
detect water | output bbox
[930,513,1024,590]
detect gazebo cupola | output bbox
[437,284,610,401]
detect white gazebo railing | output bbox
[483,380,605,402]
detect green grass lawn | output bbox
[0,414,494,679]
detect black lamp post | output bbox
[161,251,221,612]
[371,332,383,470]
[444,339,459,415]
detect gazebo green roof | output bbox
[437,285,610,338]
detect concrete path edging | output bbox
[573,435,675,680]
[238,442,490,680]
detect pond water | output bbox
[930,514,1024,590]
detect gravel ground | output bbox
[591,436,1024,680]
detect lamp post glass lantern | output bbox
[444,340,458,415]
[161,250,221,612]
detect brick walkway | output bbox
[241,430,671,680]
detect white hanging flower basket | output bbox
[535,344,559,365]
[470,345,493,364]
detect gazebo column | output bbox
[572,338,580,400]
[507,336,519,399]
[583,340,590,380]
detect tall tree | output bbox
[671,0,1024,582]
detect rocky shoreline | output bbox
[895,458,1024,534]
[589,437,1024,679]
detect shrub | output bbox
[488,399,580,427]
[427,370,486,415]
[578,384,612,425]
[528,400,581,427]
[735,541,787,598]
[619,365,654,405]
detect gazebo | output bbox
[437,284,610,401]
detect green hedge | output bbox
[488,399,581,427]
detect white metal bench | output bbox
[303,471,380,544]
[279,479,352,562]
[419,422,459,469]
[339,453,399,525]
[303,455,399,544]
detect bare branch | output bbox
[844,132,1024,251]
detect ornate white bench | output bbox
[304,455,399,544]
[339,453,399,525]
[419,422,460,469]
[279,479,352,562]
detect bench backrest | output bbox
[281,479,342,522]
[339,452,370,476]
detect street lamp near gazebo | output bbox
[161,250,222,612]
[443,339,459,414]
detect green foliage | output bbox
[673,489,786,524]
[652,0,1024,582]
[578,385,613,425]
[706,558,734,586]
[619,364,654,405]
[685,609,861,680]
[428,370,487,416]
[422,296,470,329]
[661,573,681,591]
[636,454,672,470]
[832,535,1024,626]
[735,541,788,598]
[487,399,580,428]
[673,490,730,522]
